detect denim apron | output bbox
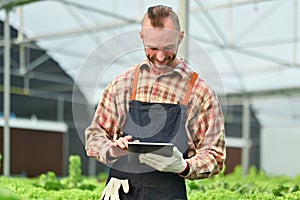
[107,66,198,200]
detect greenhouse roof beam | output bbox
[191,0,277,12]
[0,20,141,47]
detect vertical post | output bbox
[294,0,298,64]
[178,0,189,59]
[3,8,11,177]
[18,6,30,95]
[227,0,233,46]
[88,157,97,176]
[18,6,26,75]
[63,130,69,176]
[57,95,64,121]
[242,97,251,176]
[57,95,68,175]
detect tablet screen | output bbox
[127,142,174,164]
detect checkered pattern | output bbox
[85,59,226,180]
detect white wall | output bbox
[261,126,300,177]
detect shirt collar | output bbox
[139,58,191,79]
[173,59,190,79]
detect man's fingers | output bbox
[115,136,132,149]
[115,139,126,149]
[124,135,132,141]
[139,153,159,164]
[115,138,128,149]
[139,154,163,171]
[142,153,165,162]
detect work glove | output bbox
[139,146,187,173]
[100,177,129,200]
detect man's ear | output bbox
[179,31,184,44]
[139,31,143,40]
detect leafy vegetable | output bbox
[0,154,299,200]
[0,187,19,200]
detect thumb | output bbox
[173,146,180,155]
[121,179,129,193]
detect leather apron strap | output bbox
[130,66,140,101]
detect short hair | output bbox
[142,5,180,31]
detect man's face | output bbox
[140,21,183,70]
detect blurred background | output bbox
[0,0,299,178]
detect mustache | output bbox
[147,54,176,63]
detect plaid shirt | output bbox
[85,59,226,180]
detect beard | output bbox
[147,54,177,70]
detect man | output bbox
[85,5,226,200]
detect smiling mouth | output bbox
[156,61,166,65]
[148,55,175,65]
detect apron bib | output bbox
[107,67,198,200]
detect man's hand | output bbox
[139,146,187,173]
[101,177,129,200]
[108,135,132,159]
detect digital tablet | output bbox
[127,142,174,164]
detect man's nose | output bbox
[156,50,165,62]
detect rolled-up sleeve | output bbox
[85,82,122,163]
[85,68,134,163]
[185,81,226,180]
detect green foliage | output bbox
[33,155,97,192]
[272,184,300,197]
[34,171,63,190]
[0,187,19,200]
[97,172,108,183]
[65,155,83,188]
[185,165,300,199]
[1,159,300,199]
[0,155,102,199]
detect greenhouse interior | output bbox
[0,0,300,199]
